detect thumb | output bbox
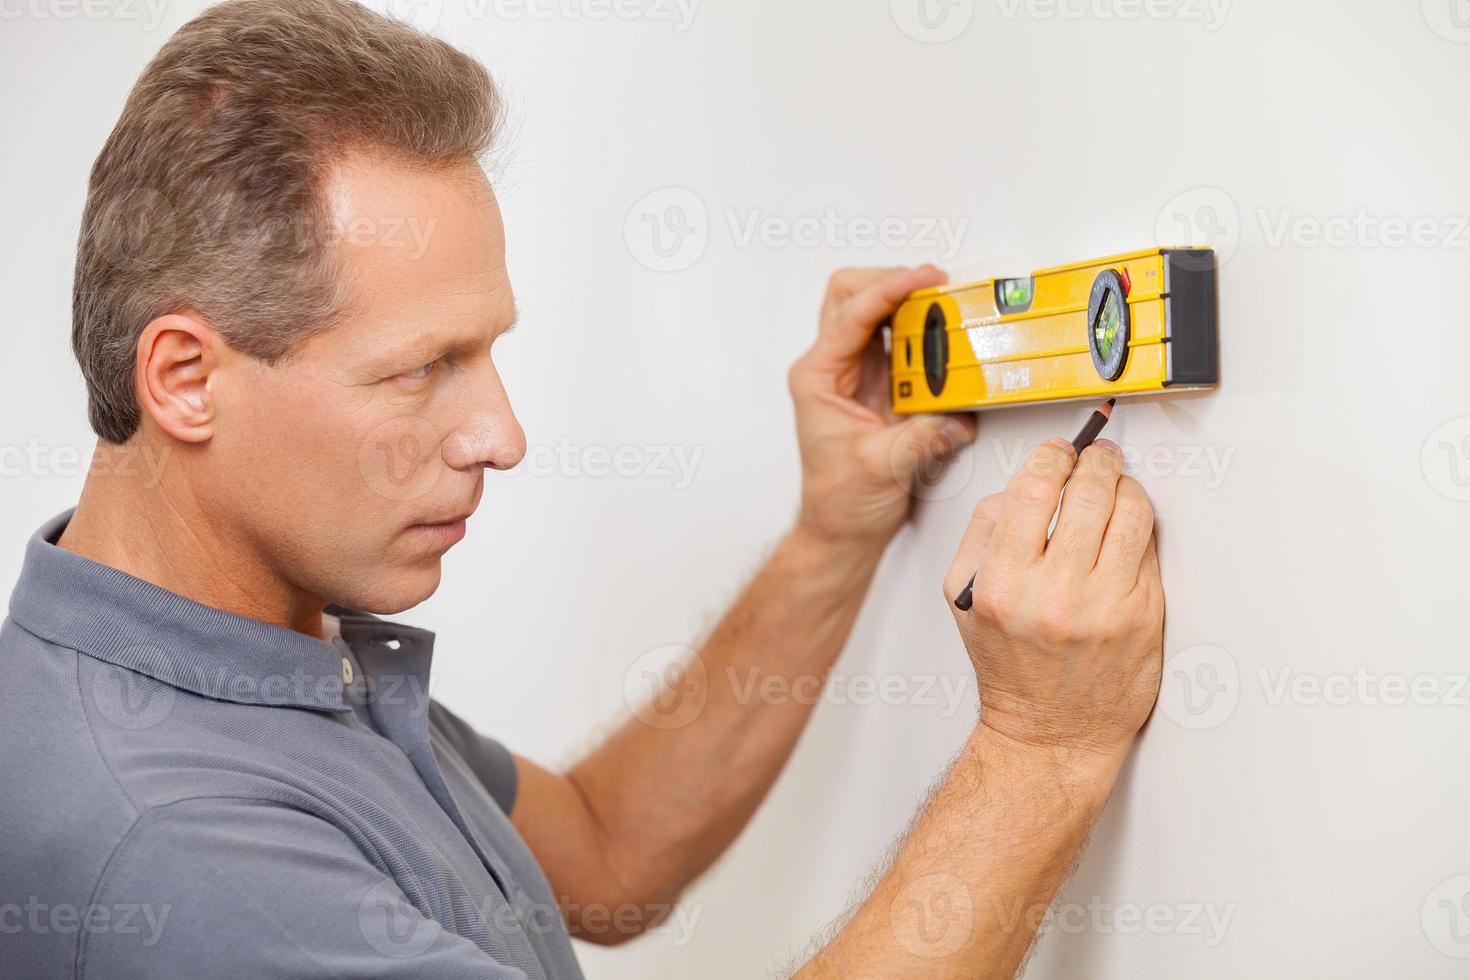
[881,413,978,490]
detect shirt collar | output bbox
[7,509,436,714]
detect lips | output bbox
[416,512,473,527]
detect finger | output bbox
[1047,439,1124,574]
[817,265,948,363]
[1135,531,1161,595]
[821,267,898,313]
[944,494,1002,606]
[1098,475,1156,583]
[988,438,1077,567]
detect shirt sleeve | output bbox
[80,797,529,980]
[427,698,519,814]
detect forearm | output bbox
[566,522,884,906]
[796,730,1124,979]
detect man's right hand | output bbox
[798,433,1165,980]
[944,436,1164,764]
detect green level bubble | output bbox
[1094,292,1121,360]
[1000,278,1033,308]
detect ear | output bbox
[135,309,223,444]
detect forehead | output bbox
[319,153,512,347]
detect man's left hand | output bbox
[788,265,978,555]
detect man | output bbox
[0,1,1163,977]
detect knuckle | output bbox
[786,359,810,395]
[826,268,859,297]
[1023,439,1074,478]
[1034,602,1080,646]
[967,579,1010,626]
[1008,472,1057,508]
[1112,483,1156,528]
[1079,441,1122,473]
[972,493,1003,521]
[1064,480,1113,516]
[1116,476,1155,513]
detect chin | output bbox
[337,564,444,616]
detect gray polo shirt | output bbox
[0,510,585,979]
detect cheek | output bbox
[220,368,382,502]
[339,388,451,509]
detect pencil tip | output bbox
[1106,398,1117,407]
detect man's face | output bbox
[207,154,525,614]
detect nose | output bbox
[441,364,526,472]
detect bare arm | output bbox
[508,266,979,942]
[799,437,1164,976]
[797,730,1121,978]
[511,522,887,941]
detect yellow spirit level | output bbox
[888,247,1217,413]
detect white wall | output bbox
[4,0,1469,975]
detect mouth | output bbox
[407,512,472,549]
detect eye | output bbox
[400,360,437,381]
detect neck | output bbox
[57,439,327,640]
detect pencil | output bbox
[953,399,1116,612]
